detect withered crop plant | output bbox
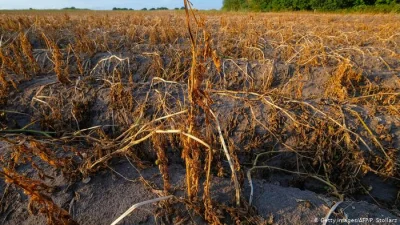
[0,1,399,224]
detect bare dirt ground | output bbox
[0,11,399,224]
[1,156,398,225]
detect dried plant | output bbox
[152,134,170,194]
[10,43,28,79]
[42,33,71,85]
[0,8,399,225]
[0,168,78,225]
[325,60,363,101]
[19,32,40,75]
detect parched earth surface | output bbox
[0,11,399,224]
[0,159,399,225]
[0,66,399,224]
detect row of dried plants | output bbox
[0,5,399,225]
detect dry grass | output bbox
[0,8,399,225]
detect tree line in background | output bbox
[222,0,400,11]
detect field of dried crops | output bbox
[0,9,399,225]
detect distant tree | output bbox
[247,0,269,11]
[180,6,185,10]
[223,0,399,11]
[223,0,249,11]
[375,0,392,4]
[142,8,148,10]
[112,7,129,10]
[363,0,377,4]
[149,8,156,10]
[63,6,80,10]
[293,0,312,10]
[354,0,366,5]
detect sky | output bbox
[0,0,223,10]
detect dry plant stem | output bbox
[110,195,174,225]
[322,201,344,225]
[204,142,213,206]
[0,129,55,137]
[247,164,343,205]
[352,93,399,100]
[0,110,31,116]
[19,32,39,74]
[184,0,198,199]
[1,169,77,225]
[116,109,188,141]
[0,136,19,144]
[156,130,210,147]
[211,90,312,129]
[346,108,390,160]
[90,129,211,170]
[287,100,373,153]
[248,106,313,160]
[72,125,103,136]
[89,55,129,76]
[209,109,241,207]
[41,33,70,85]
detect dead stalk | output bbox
[209,109,241,206]
[111,195,174,225]
[322,201,344,225]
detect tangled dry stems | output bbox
[0,7,399,225]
